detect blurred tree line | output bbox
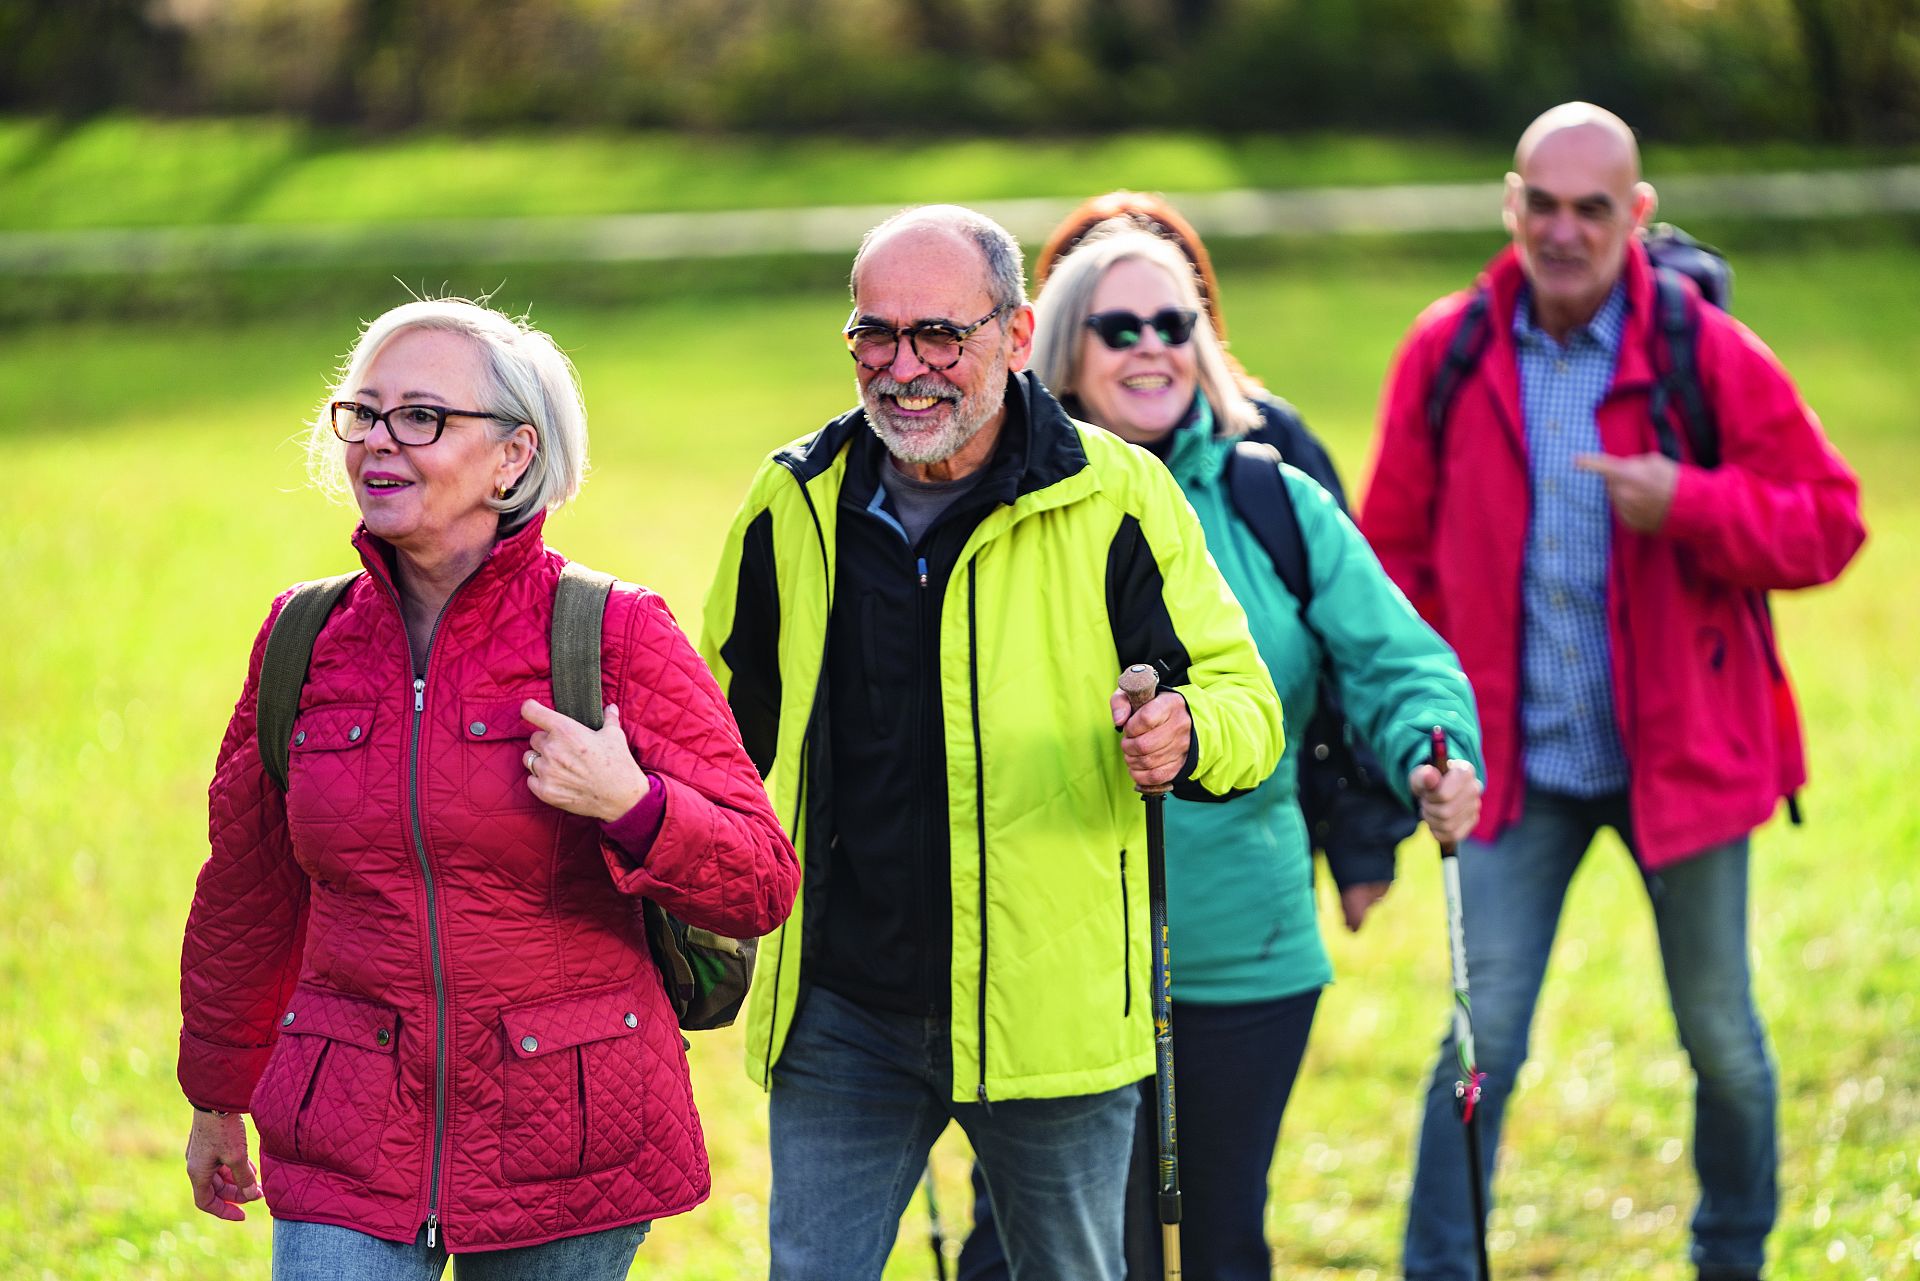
[2,0,1916,141]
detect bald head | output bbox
[1515,102,1642,183]
[851,204,1028,312]
[1503,103,1657,340]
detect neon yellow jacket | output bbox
[700,374,1283,1102]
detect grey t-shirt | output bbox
[877,458,984,548]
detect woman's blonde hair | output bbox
[306,298,588,525]
[1030,224,1260,438]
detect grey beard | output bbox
[861,352,1007,465]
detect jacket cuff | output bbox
[178,1028,276,1114]
[1658,462,1718,543]
[1324,844,1398,891]
[601,773,667,868]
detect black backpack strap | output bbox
[1244,394,1351,513]
[552,562,617,729]
[1650,266,1721,469]
[257,572,361,792]
[1425,288,1493,451]
[1225,441,1312,610]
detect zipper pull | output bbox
[976,1082,992,1113]
[414,677,425,714]
[426,1213,438,1248]
[917,556,929,589]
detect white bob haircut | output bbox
[306,298,588,525]
[1030,223,1260,438]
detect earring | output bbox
[495,481,510,499]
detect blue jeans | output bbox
[271,1219,648,1280]
[768,985,1139,1281]
[958,990,1323,1281]
[1403,789,1777,1279]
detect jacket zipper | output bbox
[915,554,936,1017]
[765,458,834,1089]
[379,566,482,1249]
[1119,849,1131,1018]
[967,559,990,1107]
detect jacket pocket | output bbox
[285,702,377,828]
[460,695,546,813]
[249,985,400,1179]
[499,982,649,1182]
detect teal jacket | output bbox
[1160,402,1482,1004]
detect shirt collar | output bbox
[1513,280,1628,355]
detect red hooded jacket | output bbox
[178,516,799,1250]
[1360,243,1864,868]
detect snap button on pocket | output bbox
[348,725,362,742]
[623,1012,638,1029]
[375,1028,390,1046]
[470,721,488,736]
[282,1011,296,1026]
[520,1035,539,1053]
[292,731,306,747]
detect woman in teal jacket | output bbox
[973,222,1486,1280]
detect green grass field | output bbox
[4,115,1917,232]
[2,235,1916,1280]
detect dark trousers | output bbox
[958,989,1321,1281]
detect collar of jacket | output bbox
[1478,239,1667,392]
[780,371,1099,516]
[351,510,551,608]
[1469,240,1667,458]
[1160,393,1241,492]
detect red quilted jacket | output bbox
[1361,244,1864,868]
[178,515,799,1250]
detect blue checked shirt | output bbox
[1514,283,1631,796]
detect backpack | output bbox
[1223,440,1419,876]
[1425,222,1730,466]
[255,562,757,1030]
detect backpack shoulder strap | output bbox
[552,562,617,730]
[1225,441,1312,611]
[257,572,361,792]
[1425,287,1493,449]
[1650,266,1721,469]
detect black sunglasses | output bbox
[1084,307,1199,351]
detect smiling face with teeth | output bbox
[850,221,1034,482]
[347,327,537,574]
[1073,257,1200,447]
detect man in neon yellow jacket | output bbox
[700,205,1284,1280]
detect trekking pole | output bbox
[920,1162,948,1281]
[1430,726,1491,1281]
[1119,663,1182,1281]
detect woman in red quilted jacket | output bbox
[177,298,799,1278]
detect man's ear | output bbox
[1631,180,1658,231]
[1501,171,1523,236]
[1003,303,1037,375]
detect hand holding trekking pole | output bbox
[1409,741,1481,847]
[1428,727,1492,1281]
[1110,673,1191,793]
[1119,663,1183,1281]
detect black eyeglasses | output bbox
[1084,308,1199,352]
[329,401,517,447]
[843,304,1006,372]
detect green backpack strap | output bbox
[257,572,361,791]
[552,563,617,728]
[552,560,759,1031]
